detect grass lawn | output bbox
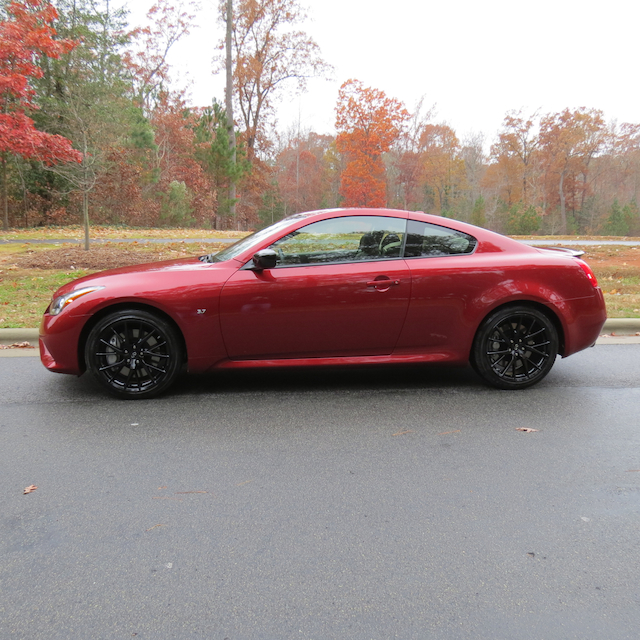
[0,224,245,242]
[0,269,92,328]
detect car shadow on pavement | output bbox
[21,361,484,403]
[171,363,484,397]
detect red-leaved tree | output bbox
[0,0,81,229]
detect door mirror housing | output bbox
[252,249,278,271]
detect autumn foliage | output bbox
[275,132,337,216]
[0,2,639,237]
[0,0,82,230]
[483,107,635,234]
[335,79,409,207]
[0,0,80,164]
[228,0,330,156]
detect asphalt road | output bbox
[1,347,640,640]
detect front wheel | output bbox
[85,310,182,398]
[472,306,559,390]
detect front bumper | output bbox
[39,312,90,375]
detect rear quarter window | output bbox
[404,220,477,258]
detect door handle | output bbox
[367,278,400,289]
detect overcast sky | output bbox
[127,0,639,146]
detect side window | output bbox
[404,220,477,258]
[269,216,406,266]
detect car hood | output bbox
[52,256,227,297]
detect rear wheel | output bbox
[472,306,558,390]
[85,310,182,398]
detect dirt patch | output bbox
[580,246,640,272]
[9,242,228,272]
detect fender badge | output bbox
[197,309,207,315]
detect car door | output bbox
[219,215,411,360]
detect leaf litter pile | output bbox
[12,241,229,272]
[0,341,35,349]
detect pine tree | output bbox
[470,196,486,227]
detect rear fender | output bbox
[469,282,569,355]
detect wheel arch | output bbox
[77,302,188,374]
[470,300,566,362]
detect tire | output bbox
[472,306,558,390]
[85,310,182,399]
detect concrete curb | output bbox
[0,328,39,344]
[1,319,639,348]
[601,318,640,335]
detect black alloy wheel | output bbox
[85,310,182,398]
[472,306,559,390]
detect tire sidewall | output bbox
[85,310,182,399]
[472,305,559,390]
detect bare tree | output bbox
[220,0,332,156]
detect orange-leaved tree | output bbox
[0,0,81,230]
[335,79,409,208]
[489,110,540,208]
[538,108,608,233]
[417,123,466,216]
[609,123,640,205]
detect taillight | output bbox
[576,260,599,288]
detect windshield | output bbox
[199,213,320,263]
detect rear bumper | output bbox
[562,289,607,356]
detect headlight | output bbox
[49,286,105,316]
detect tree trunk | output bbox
[225,0,237,228]
[558,169,567,234]
[82,152,90,250]
[83,189,90,250]
[1,154,8,232]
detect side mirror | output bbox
[252,249,278,271]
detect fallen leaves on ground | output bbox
[516,427,539,432]
[392,430,415,436]
[1,225,245,242]
[151,489,209,500]
[12,242,228,272]
[0,341,35,349]
[438,429,461,435]
[174,491,208,494]
[23,485,37,494]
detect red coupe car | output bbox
[39,208,606,398]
